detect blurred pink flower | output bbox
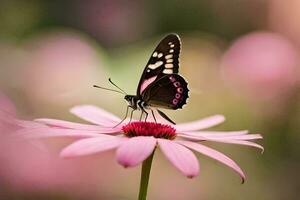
[0,94,17,133]
[0,92,45,134]
[21,32,106,107]
[221,31,299,100]
[0,92,16,116]
[0,94,115,196]
[22,105,263,183]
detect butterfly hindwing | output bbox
[141,74,189,109]
[137,34,181,95]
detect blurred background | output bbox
[0,0,299,199]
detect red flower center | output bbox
[122,122,177,140]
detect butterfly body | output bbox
[124,95,144,110]
[123,34,189,124]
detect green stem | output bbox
[138,149,155,200]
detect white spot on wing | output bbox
[165,54,173,59]
[158,53,163,58]
[170,44,175,48]
[168,42,173,45]
[152,52,158,57]
[166,59,173,63]
[165,64,173,68]
[163,69,173,74]
[169,49,174,53]
[148,61,163,69]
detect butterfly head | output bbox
[124,95,137,109]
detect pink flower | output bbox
[21,32,105,107]
[0,94,117,195]
[21,105,263,183]
[0,92,46,134]
[221,31,298,100]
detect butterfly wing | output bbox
[141,74,189,109]
[137,34,181,95]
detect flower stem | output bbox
[138,149,155,200]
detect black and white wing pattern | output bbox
[137,34,181,95]
[135,34,189,110]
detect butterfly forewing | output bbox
[137,34,181,95]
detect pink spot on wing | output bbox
[177,87,183,93]
[169,76,176,82]
[140,76,157,94]
[175,93,181,99]
[173,99,178,105]
[174,81,181,87]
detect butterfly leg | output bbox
[150,109,157,123]
[139,111,144,121]
[114,106,129,127]
[143,109,148,122]
[129,109,135,123]
[137,100,148,122]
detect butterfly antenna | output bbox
[108,78,127,94]
[93,85,124,94]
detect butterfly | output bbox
[121,34,189,124]
[95,34,189,125]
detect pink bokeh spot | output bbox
[21,32,104,106]
[221,31,299,100]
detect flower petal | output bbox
[179,131,262,140]
[61,136,124,158]
[177,135,264,152]
[204,134,262,140]
[180,130,249,137]
[16,120,48,129]
[14,127,106,139]
[35,118,121,132]
[158,138,199,178]
[177,140,246,183]
[116,136,157,167]
[175,115,225,132]
[210,139,264,153]
[70,105,121,126]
